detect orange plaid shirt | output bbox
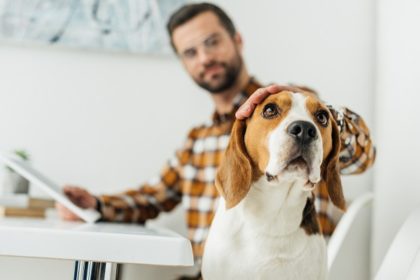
[97,79,375,260]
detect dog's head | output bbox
[216,90,345,210]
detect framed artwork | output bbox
[0,0,186,54]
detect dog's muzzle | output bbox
[265,120,322,184]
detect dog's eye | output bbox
[315,110,329,126]
[262,103,280,119]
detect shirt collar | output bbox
[212,77,262,124]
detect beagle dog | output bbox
[202,91,345,280]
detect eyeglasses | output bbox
[179,33,222,61]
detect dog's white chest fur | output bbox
[202,178,327,280]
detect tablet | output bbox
[0,153,101,223]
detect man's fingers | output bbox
[269,84,302,93]
[265,84,285,94]
[235,84,305,120]
[235,105,250,120]
[63,188,80,204]
[63,186,87,204]
[235,88,271,119]
[251,87,271,102]
[55,202,80,221]
[235,87,274,119]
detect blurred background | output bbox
[0,0,419,279]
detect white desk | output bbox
[0,218,194,279]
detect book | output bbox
[0,194,55,209]
[28,197,55,209]
[0,206,45,218]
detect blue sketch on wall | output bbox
[0,0,186,54]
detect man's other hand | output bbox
[56,186,97,221]
[235,84,303,120]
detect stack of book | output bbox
[0,194,55,218]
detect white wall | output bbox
[0,1,375,279]
[372,0,420,273]
[0,44,211,196]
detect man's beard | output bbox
[195,53,243,94]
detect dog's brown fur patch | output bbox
[300,197,321,235]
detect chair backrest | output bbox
[375,207,420,280]
[327,192,374,280]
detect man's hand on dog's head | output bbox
[235,84,307,120]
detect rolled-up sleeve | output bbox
[328,106,376,174]
[96,135,194,223]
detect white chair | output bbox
[327,192,374,280]
[375,207,420,280]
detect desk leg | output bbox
[73,261,120,280]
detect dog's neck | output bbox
[236,176,312,237]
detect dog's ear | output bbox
[216,120,253,209]
[320,117,346,210]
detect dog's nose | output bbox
[287,121,317,145]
